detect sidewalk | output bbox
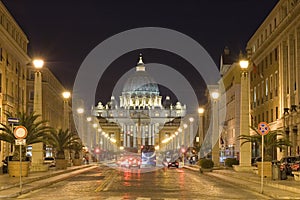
[184,165,300,199]
[0,164,97,199]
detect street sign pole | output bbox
[14,126,28,194]
[261,134,264,194]
[19,143,22,192]
[257,121,270,194]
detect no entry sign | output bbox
[258,122,270,135]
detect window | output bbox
[275,72,278,96]
[275,48,278,61]
[270,52,272,65]
[0,73,2,93]
[266,111,269,123]
[265,78,268,98]
[271,109,274,122]
[276,107,278,119]
[29,91,34,101]
[30,70,35,80]
[253,87,257,104]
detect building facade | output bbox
[26,66,73,157]
[0,1,30,169]
[247,0,300,159]
[219,47,242,160]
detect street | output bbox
[18,164,269,200]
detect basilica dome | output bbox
[122,55,159,97]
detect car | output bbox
[44,157,56,167]
[168,160,179,168]
[279,156,297,175]
[290,156,300,172]
[119,156,141,168]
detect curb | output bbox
[0,165,97,199]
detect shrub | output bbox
[199,158,214,169]
[225,158,239,167]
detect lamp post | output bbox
[239,59,252,168]
[198,107,205,158]
[77,108,85,146]
[31,59,45,170]
[63,91,71,165]
[62,91,71,130]
[189,117,194,147]
[211,90,220,167]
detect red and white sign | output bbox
[14,126,28,139]
[258,122,270,135]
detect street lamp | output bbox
[198,107,205,157]
[211,89,220,167]
[31,58,44,170]
[62,91,71,130]
[189,117,194,147]
[239,59,252,169]
[76,107,85,147]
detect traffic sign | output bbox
[8,117,19,124]
[15,139,26,145]
[14,126,28,139]
[258,122,270,135]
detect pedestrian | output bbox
[85,155,89,164]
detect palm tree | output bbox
[48,129,80,159]
[0,112,53,161]
[238,126,291,161]
[70,141,83,159]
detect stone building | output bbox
[0,1,30,168]
[247,0,300,159]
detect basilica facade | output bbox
[93,55,186,153]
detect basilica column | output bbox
[142,125,145,145]
[133,124,137,148]
[127,125,131,148]
[152,124,155,145]
[148,124,152,145]
[123,124,127,147]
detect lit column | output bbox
[142,125,145,145]
[183,123,188,146]
[148,124,152,145]
[123,124,127,147]
[189,117,194,146]
[178,127,183,146]
[63,91,71,165]
[62,91,71,130]
[152,124,155,145]
[76,108,85,145]
[86,117,92,151]
[31,59,44,170]
[133,124,137,148]
[239,59,252,168]
[198,108,205,147]
[211,90,220,167]
[127,125,131,148]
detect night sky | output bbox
[2,0,279,105]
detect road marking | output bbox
[103,197,178,200]
[95,171,116,192]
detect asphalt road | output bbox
[18,165,269,200]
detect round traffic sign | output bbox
[14,126,28,139]
[258,122,270,135]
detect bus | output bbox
[141,145,156,167]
